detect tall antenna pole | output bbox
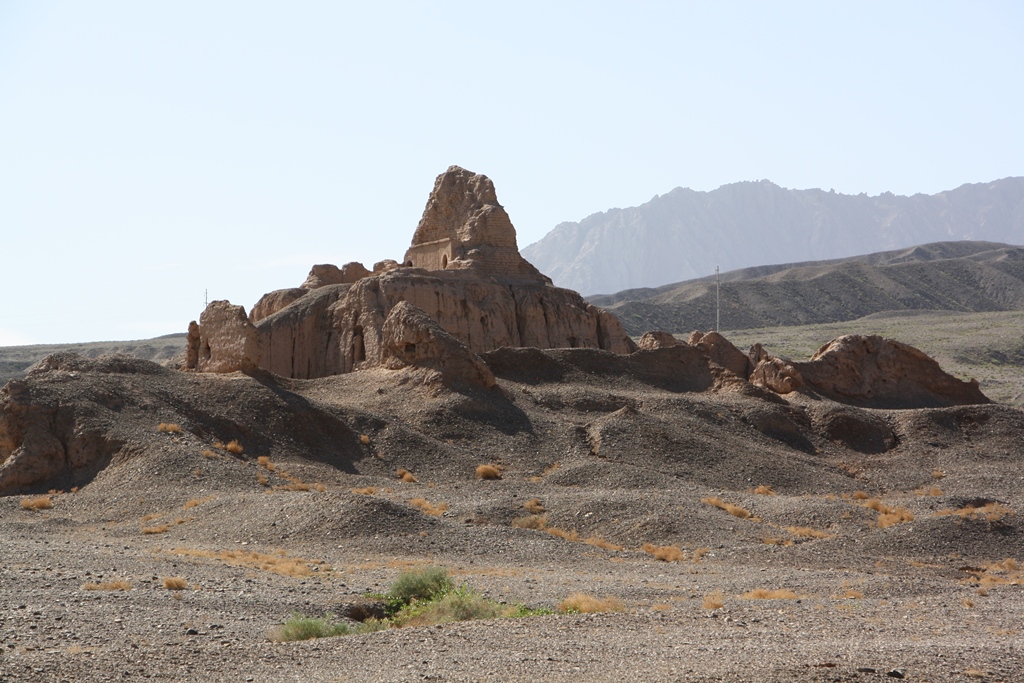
[715,266,720,332]
[204,289,208,308]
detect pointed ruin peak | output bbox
[410,166,510,247]
[404,165,543,283]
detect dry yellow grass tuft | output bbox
[162,577,188,590]
[584,536,624,551]
[141,513,162,522]
[201,449,219,459]
[81,580,131,591]
[475,464,502,480]
[274,482,311,492]
[396,468,418,483]
[641,543,684,562]
[225,439,243,454]
[851,491,870,500]
[936,503,1014,523]
[351,486,377,495]
[753,485,777,496]
[157,423,182,433]
[257,455,276,471]
[989,558,1019,571]
[742,589,799,600]
[762,537,793,546]
[702,497,753,519]
[784,526,834,539]
[545,527,579,542]
[693,547,710,563]
[877,508,915,528]
[20,496,53,510]
[702,591,725,609]
[256,473,269,487]
[182,496,215,510]
[142,517,186,535]
[359,434,370,445]
[169,548,328,577]
[529,462,561,483]
[557,593,624,614]
[511,515,547,530]
[857,498,914,528]
[523,498,546,514]
[932,469,946,479]
[914,485,943,497]
[408,498,448,516]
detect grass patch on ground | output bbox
[167,548,329,577]
[81,580,131,591]
[20,496,53,510]
[641,543,684,562]
[272,566,555,642]
[702,497,754,519]
[557,593,625,614]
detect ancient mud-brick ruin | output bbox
[185,166,636,379]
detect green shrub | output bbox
[386,566,454,604]
[397,586,502,626]
[273,614,351,641]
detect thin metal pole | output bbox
[715,266,720,332]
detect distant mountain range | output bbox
[522,177,1024,296]
[588,241,1024,335]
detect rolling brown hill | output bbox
[523,177,1024,296]
[0,334,186,386]
[591,241,1024,334]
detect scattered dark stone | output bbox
[337,599,387,622]
[886,670,905,679]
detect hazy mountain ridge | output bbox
[522,177,1024,296]
[595,241,1024,335]
[0,334,186,385]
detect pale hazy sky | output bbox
[2,1,1022,345]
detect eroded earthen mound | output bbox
[794,334,991,409]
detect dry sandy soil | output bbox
[2,344,1023,682]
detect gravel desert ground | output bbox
[2,345,1022,682]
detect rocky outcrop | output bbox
[637,331,681,350]
[250,288,308,324]
[194,301,261,373]
[794,335,990,409]
[301,263,372,290]
[381,301,495,389]
[689,331,751,378]
[0,356,137,494]
[187,166,636,380]
[748,343,804,394]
